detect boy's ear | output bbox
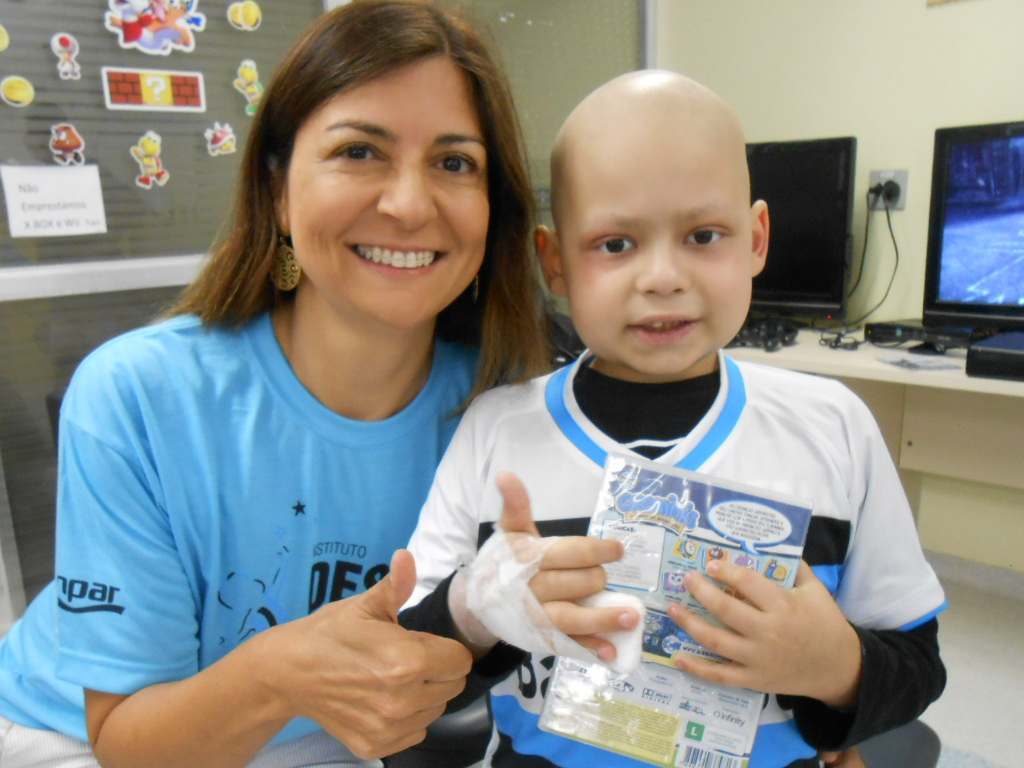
[535,225,567,297]
[749,200,769,277]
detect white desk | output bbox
[726,331,1024,569]
[725,331,1024,398]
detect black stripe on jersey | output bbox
[802,516,852,567]
[476,518,588,549]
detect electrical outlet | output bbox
[868,169,908,211]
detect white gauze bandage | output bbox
[464,527,645,674]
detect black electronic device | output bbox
[728,317,800,353]
[966,331,1024,380]
[864,319,975,354]
[746,136,857,321]
[923,120,1024,333]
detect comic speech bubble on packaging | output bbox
[708,500,793,554]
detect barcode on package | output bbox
[681,746,743,768]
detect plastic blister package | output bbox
[539,453,813,768]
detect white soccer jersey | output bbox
[407,351,946,768]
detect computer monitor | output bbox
[923,120,1024,332]
[745,136,857,321]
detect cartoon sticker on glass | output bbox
[51,33,82,80]
[131,130,170,188]
[204,122,237,156]
[227,1,262,31]
[1,76,34,108]
[50,123,86,165]
[232,59,263,115]
[104,0,207,56]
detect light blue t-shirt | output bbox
[0,313,477,744]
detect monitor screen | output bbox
[746,136,856,321]
[923,120,1024,332]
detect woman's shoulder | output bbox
[64,315,256,424]
[72,315,237,382]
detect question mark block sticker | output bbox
[102,66,206,112]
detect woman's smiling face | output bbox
[276,56,490,337]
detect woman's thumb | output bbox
[359,549,417,622]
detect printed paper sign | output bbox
[1,165,107,238]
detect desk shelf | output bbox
[726,331,1024,570]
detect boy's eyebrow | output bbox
[324,120,485,148]
[586,203,736,230]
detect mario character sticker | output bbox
[233,59,263,115]
[204,122,237,156]
[227,1,262,31]
[104,0,207,56]
[103,67,205,112]
[50,123,86,165]
[130,130,170,188]
[1,76,35,108]
[51,33,82,80]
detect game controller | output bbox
[728,318,799,352]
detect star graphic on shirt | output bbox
[293,501,306,516]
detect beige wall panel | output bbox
[901,387,1024,490]
[917,476,1023,570]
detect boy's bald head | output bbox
[549,70,749,228]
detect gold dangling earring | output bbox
[271,236,301,291]
[472,274,480,303]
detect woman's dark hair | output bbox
[169,0,549,395]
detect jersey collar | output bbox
[543,351,746,471]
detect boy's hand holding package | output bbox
[449,472,644,672]
[668,558,863,708]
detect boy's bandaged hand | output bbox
[458,472,644,674]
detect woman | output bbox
[0,2,549,766]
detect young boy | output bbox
[402,70,946,768]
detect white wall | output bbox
[655,0,1024,324]
[656,0,1024,568]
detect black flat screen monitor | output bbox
[923,120,1024,332]
[746,137,856,321]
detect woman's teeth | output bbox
[355,245,437,269]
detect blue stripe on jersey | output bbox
[812,563,842,595]
[544,357,747,472]
[902,602,948,630]
[749,719,818,766]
